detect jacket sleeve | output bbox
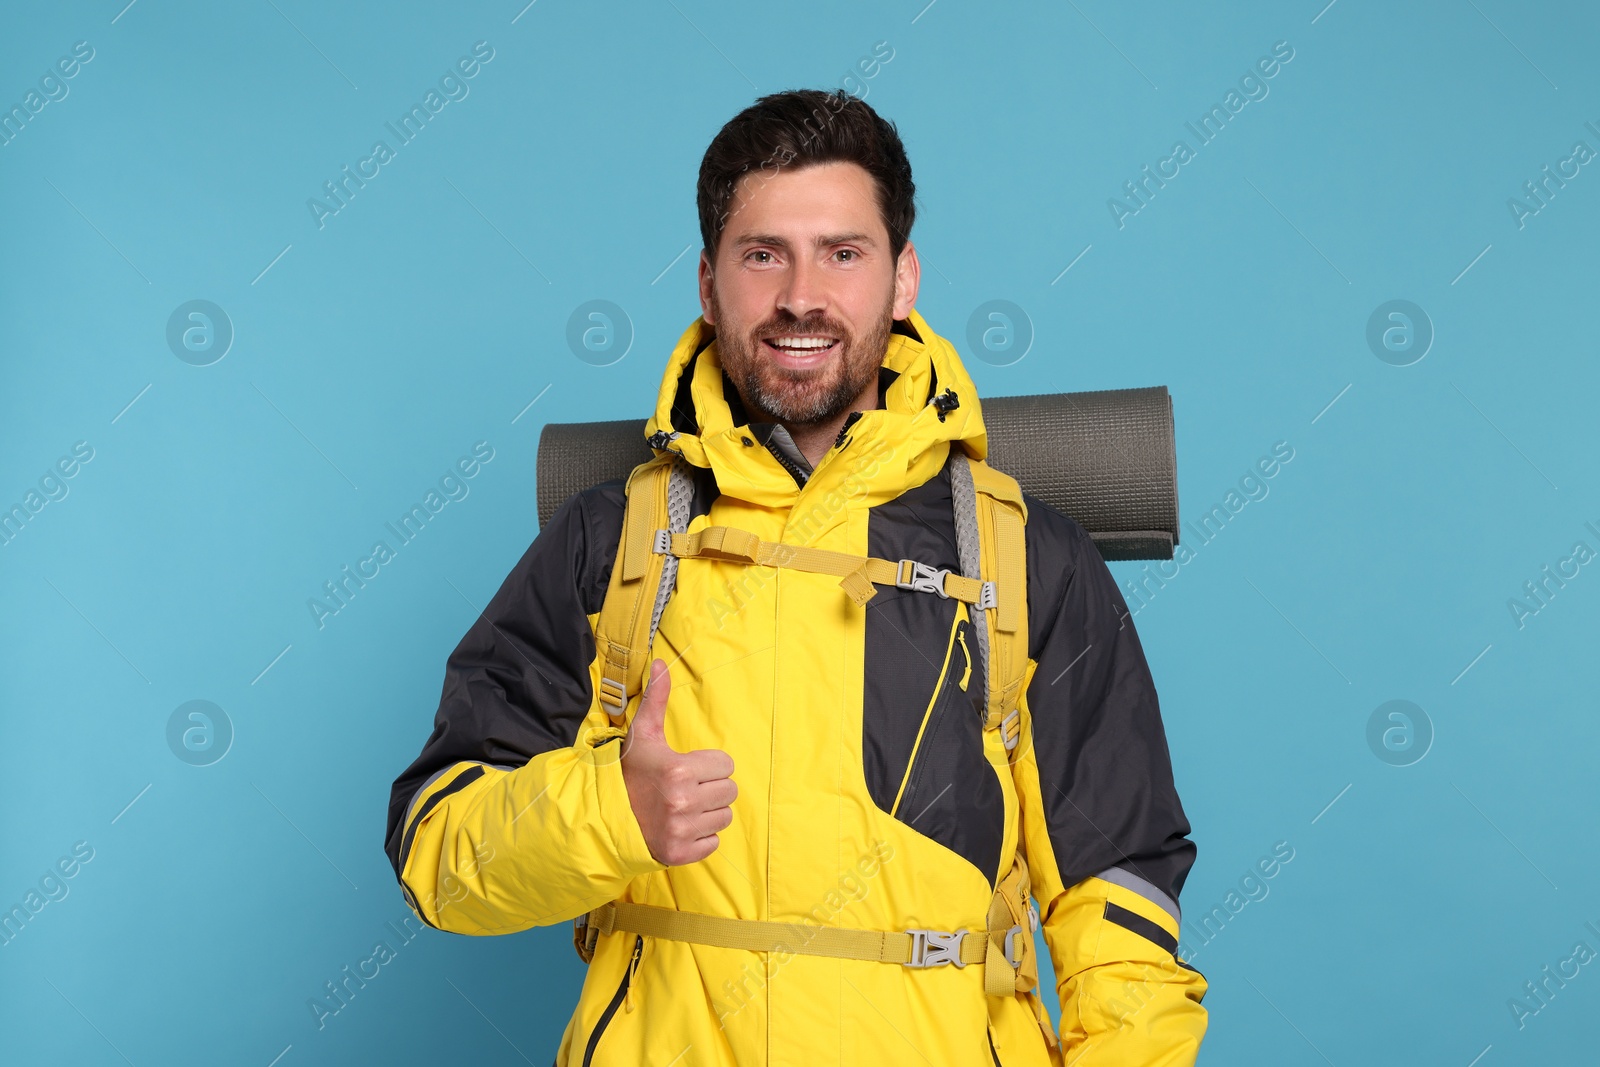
[1011,497,1207,1064]
[382,482,665,935]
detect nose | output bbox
[776,255,827,321]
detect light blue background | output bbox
[3,1,1597,1064]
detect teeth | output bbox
[769,336,836,350]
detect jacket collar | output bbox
[644,308,989,510]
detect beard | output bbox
[713,292,895,426]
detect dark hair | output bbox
[697,89,915,262]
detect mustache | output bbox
[754,314,852,341]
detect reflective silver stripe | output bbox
[1095,866,1181,927]
[403,760,516,830]
[403,763,459,827]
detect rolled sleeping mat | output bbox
[537,385,1178,561]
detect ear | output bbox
[891,241,920,320]
[698,249,717,324]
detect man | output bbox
[385,89,1207,1066]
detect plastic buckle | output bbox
[896,560,951,598]
[598,676,627,710]
[976,581,997,611]
[1000,707,1021,751]
[905,928,967,968]
[653,529,672,554]
[1002,923,1025,968]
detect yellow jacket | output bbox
[385,310,1208,1065]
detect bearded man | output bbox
[386,88,1207,1067]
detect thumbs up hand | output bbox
[621,659,736,866]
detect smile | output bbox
[763,335,840,368]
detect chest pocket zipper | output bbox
[890,602,974,819]
[582,935,642,1067]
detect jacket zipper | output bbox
[988,1027,1004,1066]
[890,603,970,818]
[582,935,642,1067]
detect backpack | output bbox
[590,446,1030,744]
[573,444,1056,1046]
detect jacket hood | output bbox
[643,308,989,509]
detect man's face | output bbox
[699,160,920,426]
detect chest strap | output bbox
[659,525,998,609]
[582,852,1044,1000]
[586,900,989,967]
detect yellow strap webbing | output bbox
[986,852,1058,1047]
[967,459,1030,746]
[667,527,990,607]
[591,455,675,725]
[589,901,988,967]
[586,852,1043,1007]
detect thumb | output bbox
[626,659,673,750]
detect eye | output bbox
[747,250,774,264]
[834,249,857,263]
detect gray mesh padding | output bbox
[536,386,1179,561]
[648,457,693,645]
[947,451,990,711]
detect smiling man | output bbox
[386,89,1207,1066]
[707,156,909,463]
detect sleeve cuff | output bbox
[587,727,665,877]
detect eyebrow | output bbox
[731,231,877,249]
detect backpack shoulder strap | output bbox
[591,453,692,728]
[950,450,1029,751]
[578,452,691,960]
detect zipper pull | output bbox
[623,936,644,1012]
[956,628,972,691]
[833,410,863,450]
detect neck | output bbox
[776,377,880,467]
